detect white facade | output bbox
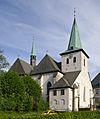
[49,51,94,111]
[50,88,73,111]
[73,70,94,110]
[61,51,88,73]
[33,72,63,101]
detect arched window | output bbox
[66,58,69,64]
[84,59,85,66]
[83,87,86,102]
[60,99,65,105]
[53,99,57,105]
[47,82,52,95]
[47,82,52,102]
[73,57,76,63]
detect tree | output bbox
[0,72,42,111]
[22,76,42,110]
[0,71,25,98]
[0,50,9,72]
[0,71,33,111]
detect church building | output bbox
[10,16,94,112]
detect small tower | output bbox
[60,15,89,73]
[30,38,36,68]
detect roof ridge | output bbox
[62,78,70,86]
[18,59,26,74]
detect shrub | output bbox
[38,99,49,112]
[0,71,46,112]
[22,76,42,110]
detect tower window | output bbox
[73,57,76,63]
[53,99,57,105]
[53,90,57,96]
[66,58,69,64]
[61,89,65,95]
[84,59,85,66]
[60,99,65,105]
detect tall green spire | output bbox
[67,17,82,51]
[31,38,36,56]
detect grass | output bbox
[0,111,100,119]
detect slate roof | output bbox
[92,73,100,88]
[64,71,80,86]
[50,77,70,89]
[9,58,33,75]
[50,71,80,89]
[31,54,61,75]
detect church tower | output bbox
[60,16,89,73]
[30,39,36,68]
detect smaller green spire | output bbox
[31,38,36,56]
[67,17,82,51]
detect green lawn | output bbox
[0,111,100,119]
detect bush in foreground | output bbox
[0,72,42,112]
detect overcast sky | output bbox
[0,0,100,79]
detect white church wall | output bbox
[55,72,63,82]
[40,73,54,101]
[68,88,73,111]
[74,70,94,109]
[61,51,89,73]
[61,52,81,73]
[81,52,88,72]
[49,88,72,112]
[33,72,63,101]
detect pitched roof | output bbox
[50,77,71,89]
[64,71,80,86]
[32,54,60,75]
[9,58,33,75]
[50,71,80,89]
[92,73,100,88]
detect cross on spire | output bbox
[74,8,76,18]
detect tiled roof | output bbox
[50,77,70,89]
[9,58,33,75]
[92,73,100,88]
[64,71,80,86]
[50,71,80,89]
[31,54,60,75]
